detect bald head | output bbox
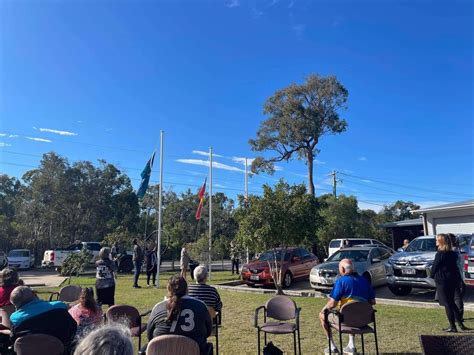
[338,258,353,276]
[10,286,37,309]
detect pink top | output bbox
[68,303,103,330]
[0,285,17,307]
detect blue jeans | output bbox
[133,261,142,286]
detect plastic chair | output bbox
[49,285,82,304]
[14,333,64,355]
[254,295,301,355]
[419,335,474,355]
[105,304,151,351]
[324,301,379,355]
[146,335,200,355]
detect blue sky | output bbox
[1,0,473,211]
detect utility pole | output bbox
[208,147,213,281]
[156,130,164,286]
[331,170,338,197]
[245,157,249,264]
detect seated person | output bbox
[188,266,222,314]
[9,286,77,349]
[146,275,212,355]
[74,324,133,355]
[318,259,376,354]
[68,287,103,337]
[0,268,22,310]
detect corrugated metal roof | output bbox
[416,199,474,213]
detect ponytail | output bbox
[166,276,187,322]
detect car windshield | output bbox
[405,238,437,252]
[259,250,291,262]
[329,240,341,248]
[327,250,369,262]
[8,250,29,258]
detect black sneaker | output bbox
[133,285,142,289]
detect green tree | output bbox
[249,74,348,196]
[379,200,421,222]
[237,180,320,294]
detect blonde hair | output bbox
[436,234,452,252]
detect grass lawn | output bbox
[36,272,474,354]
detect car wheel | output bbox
[283,272,293,289]
[363,272,372,285]
[388,285,412,296]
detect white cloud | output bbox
[315,159,326,165]
[226,0,239,8]
[26,137,52,143]
[293,24,306,38]
[214,184,227,189]
[288,171,307,178]
[252,7,264,19]
[416,200,451,209]
[0,142,12,147]
[361,179,372,183]
[38,128,77,136]
[192,150,223,158]
[357,201,381,212]
[0,133,6,137]
[274,165,284,171]
[176,159,244,173]
[8,134,19,138]
[357,157,367,161]
[77,120,83,124]
[232,156,254,166]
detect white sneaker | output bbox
[342,346,357,354]
[324,347,339,354]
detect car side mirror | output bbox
[292,256,301,262]
[372,258,381,263]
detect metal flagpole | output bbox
[245,157,249,264]
[208,147,213,281]
[156,130,164,286]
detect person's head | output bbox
[403,239,410,246]
[133,239,138,245]
[436,234,453,252]
[193,265,208,284]
[166,275,187,322]
[10,286,37,309]
[0,267,19,287]
[338,258,354,276]
[80,287,98,312]
[447,233,458,248]
[99,247,110,260]
[73,324,133,355]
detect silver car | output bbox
[310,246,393,290]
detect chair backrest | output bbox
[265,296,296,321]
[0,304,15,329]
[106,305,140,328]
[59,285,82,303]
[146,335,200,355]
[419,335,474,355]
[339,302,374,328]
[14,333,64,355]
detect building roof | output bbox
[379,218,423,228]
[415,199,474,213]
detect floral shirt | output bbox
[68,303,102,334]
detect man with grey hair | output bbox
[9,286,77,350]
[74,324,133,355]
[187,265,222,313]
[318,259,376,354]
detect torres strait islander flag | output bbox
[195,178,207,220]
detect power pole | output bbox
[331,170,338,197]
[245,157,249,264]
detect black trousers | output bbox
[437,283,462,327]
[454,282,465,320]
[232,259,240,274]
[147,265,157,285]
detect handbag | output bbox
[263,342,283,355]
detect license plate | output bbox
[402,268,416,275]
[468,266,474,273]
[250,275,259,281]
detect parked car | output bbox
[459,234,474,287]
[7,249,35,270]
[310,246,393,290]
[241,247,319,288]
[328,238,391,257]
[0,251,7,270]
[41,241,102,271]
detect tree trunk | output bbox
[307,150,315,196]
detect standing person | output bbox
[447,233,465,321]
[133,239,144,288]
[146,245,158,287]
[68,287,103,336]
[230,240,240,275]
[431,234,468,332]
[180,243,191,279]
[96,247,116,307]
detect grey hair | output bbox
[194,265,208,283]
[74,324,133,355]
[99,247,110,260]
[10,286,36,309]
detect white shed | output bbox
[416,199,474,235]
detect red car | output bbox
[241,247,319,288]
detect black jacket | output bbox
[431,250,461,285]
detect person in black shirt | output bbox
[431,234,468,332]
[146,276,212,354]
[145,245,158,287]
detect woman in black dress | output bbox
[95,247,116,307]
[431,233,468,332]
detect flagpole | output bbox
[208,146,213,281]
[156,130,164,287]
[245,157,249,265]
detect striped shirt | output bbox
[187,283,222,312]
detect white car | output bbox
[42,242,102,271]
[328,238,391,257]
[8,249,35,270]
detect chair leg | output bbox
[338,331,343,354]
[215,323,219,355]
[293,331,297,355]
[297,329,301,355]
[361,333,365,355]
[138,333,141,353]
[374,332,379,355]
[257,329,260,355]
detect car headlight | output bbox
[241,266,249,273]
